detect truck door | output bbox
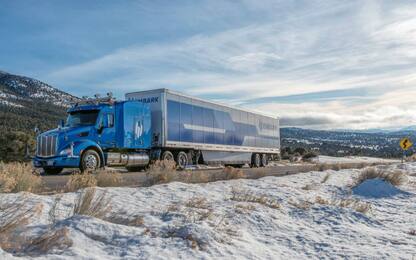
[97,111,116,149]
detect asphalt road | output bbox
[40,164,318,192]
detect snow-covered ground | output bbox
[313,155,399,164]
[1,163,415,259]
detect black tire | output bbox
[80,149,101,172]
[43,167,63,175]
[161,150,174,161]
[261,154,268,167]
[251,153,261,168]
[176,151,188,170]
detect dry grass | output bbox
[105,214,145,227]
[321,172,331,183]
[146,160,177,185]
[65,172,97,192]
[234,203,256,214]
[354,167,408,187]
[288,199,313,210]
[302,183,319,190]
[314,196,372,214]
[163,196,214,224]
[405,154,416,162]
[0,162,42,193]
[223,166,245,180]
[315,162,370,172]
[72,188,111,219]
[0,200,47,254]
[230,187,281,209]
[95,169,123,187]
[24,227,72,256]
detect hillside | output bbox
[0,70,78,161]
[281,127,416,158]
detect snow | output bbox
[1,163,415,259]
[352,178,410,198]
[313,155,398,164]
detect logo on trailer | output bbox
[133,96,159,103]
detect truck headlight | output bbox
[59,148,72,156]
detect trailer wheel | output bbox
[176,151,188,170]
[251,153,261,168]
[261,154,268,167]
[43,167,63,175]
[81,149,101,172]
[161,151,174,161]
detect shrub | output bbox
[0,162,42,193]
[65,172,97,192]
[302,151,318,161]
[95,169,122,187]
[294,147,307,156]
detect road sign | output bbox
[400,137,413,150]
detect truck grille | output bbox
[36,135,58,157]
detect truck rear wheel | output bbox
[43,167,63,175]
[81,149,101,172]
[251,153,261,168]
[176,151,188,170]
[261,154,268,167]
[161,151,174,161]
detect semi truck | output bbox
[33,89,280,174]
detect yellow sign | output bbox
[400,137,413,150]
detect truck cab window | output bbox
[66,110,100,127]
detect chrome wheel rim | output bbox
[255,154,260,167]
[178,154,187,168]
[163,153,173,161]
[85,154,98,170]
[262,155,267,166]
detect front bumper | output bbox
[33,155,80,168]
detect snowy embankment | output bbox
[313,155,399,164]
[1,163,415,259]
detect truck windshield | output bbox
[66,110,100,127]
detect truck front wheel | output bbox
[43,167,63,175]
[81,149,101,172]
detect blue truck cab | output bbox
[33,97,152,174]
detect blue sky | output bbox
[1,0,416,130]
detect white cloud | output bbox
[46,0,416,130]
